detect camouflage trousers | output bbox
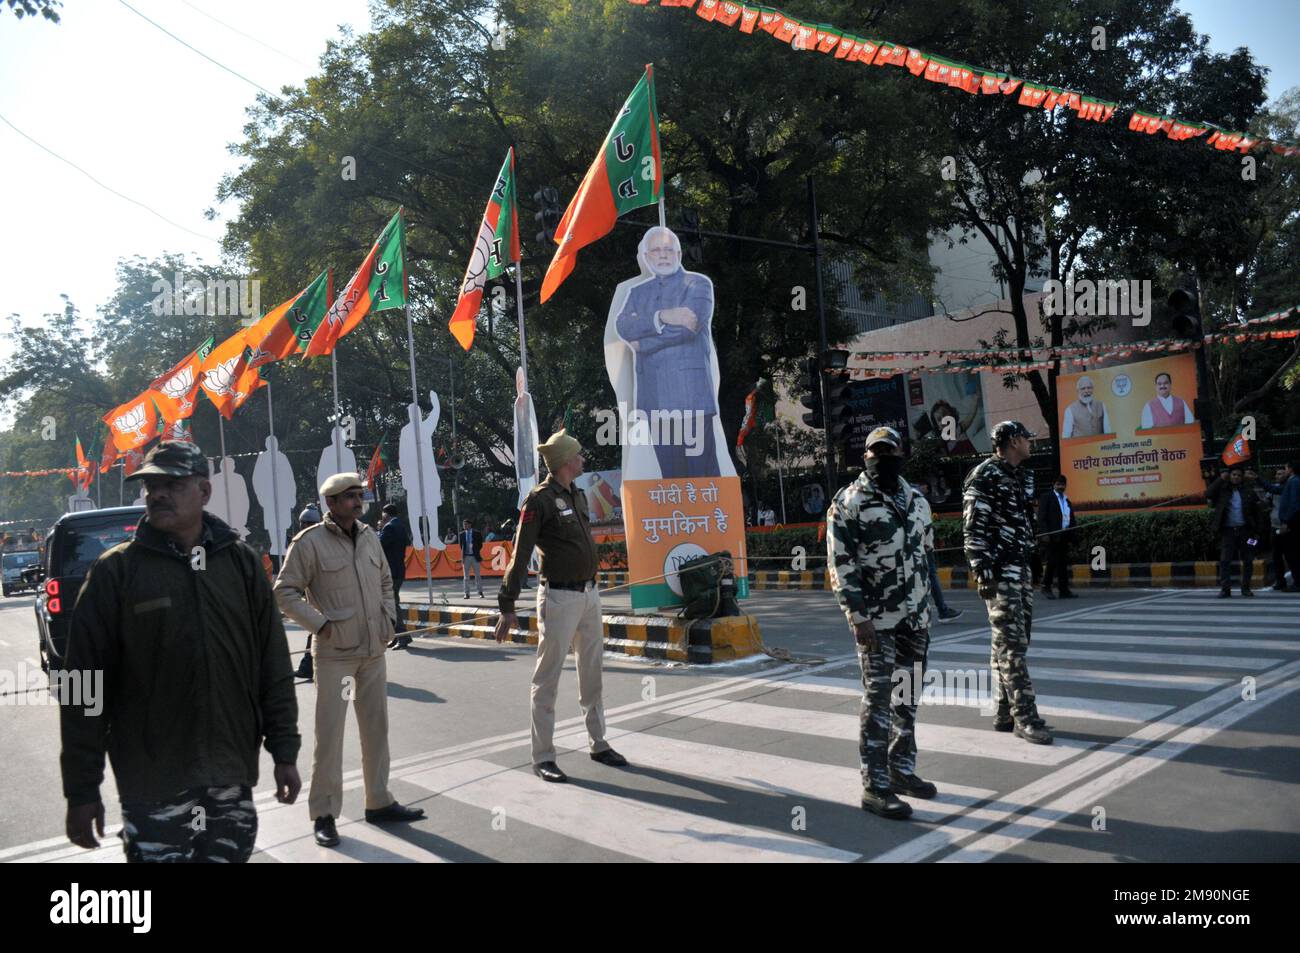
[119,784,257,863]
[983,572,1039,725]
[856,621,930,791]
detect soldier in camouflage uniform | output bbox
[963,421,1053,744]
[828,426,937,820]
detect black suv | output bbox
[34,506,145,672]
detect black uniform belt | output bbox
[542,578,595,591]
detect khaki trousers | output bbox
[531,583,609,765]
[309,652,394,820]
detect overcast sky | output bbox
[1,0,1295,374]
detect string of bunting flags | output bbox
[629,0,1300,159]
[847,305,1299,378]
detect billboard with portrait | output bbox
[1057,353,1204,510]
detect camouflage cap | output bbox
[865,426,903,450]
[125,440,210,481]
[991,420,1035,445]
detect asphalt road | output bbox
[1,581,1297,863]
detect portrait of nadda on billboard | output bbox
[603,226,736,481]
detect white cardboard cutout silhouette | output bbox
[604,226,735,481]
[399,390,444,550]
[315,425,358,512]
[206,456,250,539]
[513,366,539,508]
[252,435,296,556]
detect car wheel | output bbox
[2,586,10,597]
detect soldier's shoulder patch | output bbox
[520,503,539,524]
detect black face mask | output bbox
[864,454,904,489]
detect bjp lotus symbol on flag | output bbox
[157,366,196,415]
[115,403,151,441]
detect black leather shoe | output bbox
[1061,591,1079,599]
[1218,589,1231,598]
[590,748,628,767]
[889,771,937,799]
[1041,590,1057,599]
[861,788,913,819]
[364,801,425,823]
[1014,721,1054,744]
[314,815,340,847]
[533,762,568,783]
[1242,588,1254,597]
[387,635,413,650]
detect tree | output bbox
[925,0,1272,446]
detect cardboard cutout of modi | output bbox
[603,226,748,610]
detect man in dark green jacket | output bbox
[60,441,301,862]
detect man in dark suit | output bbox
[1207,467,1269,597]
[1037,475,1077,599]
[615,227,719,479]
[380,503,414,648]
[459,518,485,599]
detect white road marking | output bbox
[930,643,1279,670]
[661,698,1091,765]
[872,657,1300,862]
[942,673,1300,861]
[402,758,859,863]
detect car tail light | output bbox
[48,597,62,615]
[45,579,59,597]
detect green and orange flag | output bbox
[305,210,406,358]
[243,269,332,366]
[449,148,520,350]
[200,331,263,421]
[70,436,92,492]
[540,65,662,303]
[1222,422,1251,466]
[103,392,160,453]
[366,432,391,490]
[146,335,215,424]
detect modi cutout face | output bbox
[1156,373,1172,397]
[640,227,681,277]
[1076,377,1095,402]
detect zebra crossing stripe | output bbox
[401,758,860,863]
[930,643,1280,669]
[660,698,1091,765]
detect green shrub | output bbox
[597,507,1225,575]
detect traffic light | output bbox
[800,356,824,429]
[680,208,703,265]
[1168,286,1202,339]
[822,349,852,441]
[534,187,561,245]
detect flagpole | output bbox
[658,195,666,229]
[330,350,343,472]
[403,305,435,608]
[513,268,530,389]
[266,380,282,559]
[119,461,124,507]
[775,423,788,525]
[217,410,233,524]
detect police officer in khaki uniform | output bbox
[275,472,425,847]
[493,430,628,782]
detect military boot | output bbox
[861,787,913,820]
[1014,720,1054,744]
[889,770,938,799]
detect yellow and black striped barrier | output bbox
[398,603,765,665]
